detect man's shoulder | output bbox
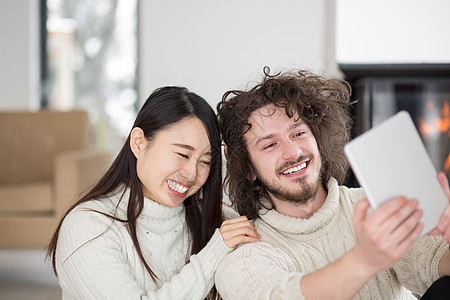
[220,238,295,273]
[339,184,366,203]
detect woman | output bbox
[47,86,260,299]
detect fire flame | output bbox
[418,101,450,173]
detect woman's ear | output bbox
[130,127,146,158]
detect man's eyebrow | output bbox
[172,143,212,156]
[254,120,305,147]
[255,133,277,147]
[289,121,304,131]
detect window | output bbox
[42,0,139,154]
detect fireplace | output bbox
[341,64,450,187]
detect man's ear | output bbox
[130,127,146,158]
[223,145,228,159]
[224,144,256,181]
[248,165,257,181]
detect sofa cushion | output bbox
[0,182,53,215]
[0,110,89,185]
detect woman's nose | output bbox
[181,160,197,182]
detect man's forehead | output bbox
[244,105,304,143]
[248,105,302,127]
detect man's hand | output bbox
[301,197,423,300]
[351,196,424,275]
[428,172,450,243]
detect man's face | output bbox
[244,104,322,205]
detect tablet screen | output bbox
[345,111,448,234]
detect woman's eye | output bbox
[201,161,211,166]
[177,153,188,159]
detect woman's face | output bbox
[131,117,212,207]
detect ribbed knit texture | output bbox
[56,186,232,299]
[215,178,447,299]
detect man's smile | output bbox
[280,160,309,175]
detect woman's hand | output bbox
[351,196,423,275]
[219,216,261,248]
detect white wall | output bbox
[2,1,450,111]
[0,0,335,112]
[0,0,40,111]
[336,0,450,64]
[139,0,335,108]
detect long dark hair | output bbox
[47,86,223,287]
[217,68,354,219]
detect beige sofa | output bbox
[0,110,111,248]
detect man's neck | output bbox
[271,185,327,219]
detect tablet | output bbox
[344,110,448,235]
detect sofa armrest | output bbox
[54,150,111,217]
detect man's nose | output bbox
[282,140,302,161]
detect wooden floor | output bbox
[0,249,62,300]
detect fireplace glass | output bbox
[352,77,450,185]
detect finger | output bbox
[443,229,450,243]
[389,208,423,246]
[427,227,441,236]
[365,199,419,247]
[352,198,370,225]
[221,224,260,240]
[437,172,450,200]
[221,226,260,248]
[220,220,259,238]
[370,197,410,228]
[224,235,259,248]
[396,221,424,256]
[390,199,423,230]
[223,215,249,224]
[220,218,254,233]
[221,219,256,234]
[437,206,450,233]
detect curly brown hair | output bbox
[217,67,355,219]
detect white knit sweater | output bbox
[215,178,448,299]
[55,186,232,299]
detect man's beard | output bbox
[256,157,321,205]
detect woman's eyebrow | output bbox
[172,143,212,156]
[172,143,194,151]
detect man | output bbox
[215,68,450,299]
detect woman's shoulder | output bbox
[58,194,129,255]
[62,193,126,234]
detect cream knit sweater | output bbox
[215,178,448,299]
[55,186,232,299]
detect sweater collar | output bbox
[114,185,185,220]
[258,177,340,234]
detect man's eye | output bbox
[263,143,275,150]
[293,131,305,138]
[177,153,188,159]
